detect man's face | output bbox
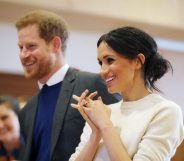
[18,24,55,81]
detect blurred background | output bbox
[0,1,184,160]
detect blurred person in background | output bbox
[17,96,29,109]
[0,95,22,161]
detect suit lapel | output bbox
[24,94,39,161]
[50,68,75,157]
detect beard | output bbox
[24,53,56,80]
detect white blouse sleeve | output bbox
[69,122,92,161]
[133,101,184,161]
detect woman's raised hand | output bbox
[71,89,111,131]
[71,89,100,134]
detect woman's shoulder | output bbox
[148,94,183,130]
[153,94,182,113]
[108,100,123,109]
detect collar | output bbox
[38,64,69,89]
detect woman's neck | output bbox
[123,79,151,102]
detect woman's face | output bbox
[0,104,20,143]
[97,42,138,95]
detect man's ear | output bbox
[136,53,145,69]
[52,36,62,52]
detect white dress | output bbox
[69,94,184,161]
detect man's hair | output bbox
[15,9,69,52]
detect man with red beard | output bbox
[15,10,120,161]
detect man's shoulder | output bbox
[76,70,99,78]
[68,68,100,80]
[20,92,39,112]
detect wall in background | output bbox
[2,0,184,30]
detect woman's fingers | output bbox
[73,90,97,102]
[71,90,101,111]
[78,106,89,120]
[71,103,79,109]
[98,96,102,101]
[72,89,89,101]
[72,89,89,108]
[87,91,98,100]
[71,99,88,109]
[80,99,87,107]
[72,89,89,103]
[72,94,80,101]
[71,102,89,120]
[80,89,89,100]
[71,102,89,121]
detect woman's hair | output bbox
[0,95,20,115]
[97,26,172,92]
[15,10,69,52]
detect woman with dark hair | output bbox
[0,95,22,161]
[69,27,184,161]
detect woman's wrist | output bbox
[99,120,114,134]
[90,130,101,143]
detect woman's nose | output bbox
[100,64,109,76]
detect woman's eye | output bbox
[107,58,114,64]
[98,60,102,66]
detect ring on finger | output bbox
[84,101,89,107]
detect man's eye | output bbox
[29,45,35,48]
[19,46,23,51]
[28,44,36,50]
